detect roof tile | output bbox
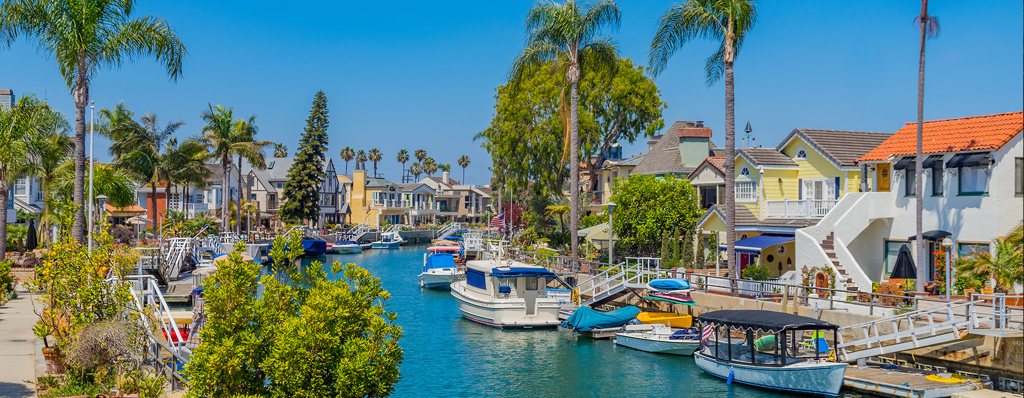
[858,111,1023,162]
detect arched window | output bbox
[795,147,808,160]
[740,166,751,177]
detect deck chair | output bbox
[981,288,994,303]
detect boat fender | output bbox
[726,370,734,385]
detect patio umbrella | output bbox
[25,219,38,251]
[890,244,917,280]
[126,216,152,247]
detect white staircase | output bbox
[347,224,370,242]
[162,238,192,281]
[117,275,189,384]
[436,222,461,239]
[577,258,661,307]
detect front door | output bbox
[877,164,891,192]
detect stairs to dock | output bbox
[577,260,660,307]
[819,232,858,292]
[346,224,371,242]
[436,222,461,240]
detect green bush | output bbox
[741,264,774,281]
[0,260,15,304]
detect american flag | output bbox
[701,324,715,342]
[490,212,505,229]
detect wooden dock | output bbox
[844,364,991,398]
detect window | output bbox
[14,178,27,196]
[276,183,283,189]
[958,242,990,258]
[884,240,911,276]
[931,162,943,196]
[739,166,750,177]
[699,185,719,209]
[958,166,988,195]
[251,194,257,201]
[194,192,204,202]
[525,277,538,291]
[1015,157,1023,196]
[802,179,836,200]
[904,162,916,197]
[795,147,808,160]
[735,180,757,202]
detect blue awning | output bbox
[719,234,795,255]
[490,267,556,278]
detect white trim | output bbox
[795,147,808,160]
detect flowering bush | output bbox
[0,260,16,305]
[933,251,947,294]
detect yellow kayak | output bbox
[636,312,692,328]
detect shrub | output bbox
[742,264,774,281]
[108,225,134,245]
[0,260,16,305]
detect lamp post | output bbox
[96,195,109,228]
[88,101,95,252]
[942,237,953,301]
[604,202,616,264]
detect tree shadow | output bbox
[0,381,36,398]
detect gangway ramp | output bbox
[436,222,461,240]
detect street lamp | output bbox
[96,195,109,227]
[942,237,954,301]
[604,202,616,264]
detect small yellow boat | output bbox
[637,312,692,328]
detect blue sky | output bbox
[2,0,1021,186]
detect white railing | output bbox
[837,300,979,362]
[113,275,188,383]
[765,199,838,218]
[437,222,461,239]
[373,199,407,208]
[968,293,1024,337]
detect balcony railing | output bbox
[765,199,838,218]
[373,200,439,211]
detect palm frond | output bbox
[648,0,725,77]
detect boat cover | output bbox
[490,267,556,278]
[560,306,641,331]
[424,253,456,271]
[302,239,326,253]
[697,310,838,332]
[648,278,691,291]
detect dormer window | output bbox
[795,147,808,160]
[739,166,751,177]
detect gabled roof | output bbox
[737,148,797,168]
[686,157,726,180]
[778,128,892,168]
[600,153,646,169]
[632,133,687,175]
[396,182,433,192]
[365,178,395,188]
[858,111,1023,162]
[337,174,352,184]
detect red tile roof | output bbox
[858,111,1023,162]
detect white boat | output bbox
[371,231,403,249]
[449,259,561,328]
[694,310,847,397]
[419,253,462,289]
[330,240,362,254]
[613,324,700,356]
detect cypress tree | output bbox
[660,231,671,269]
[695,229,706,269]
[281,91,330,225]
[682,229,694,268]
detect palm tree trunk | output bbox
[151,179,159,236]
[462,168,466,185]
[0,182,8,261]
[72,75,88,244]
[914,0,929,291]
[569,82,580,266]
[725,58,737,296]
[222,157,230,230]
[236,155,243,234]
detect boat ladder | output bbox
[836,299,990,362]
[436,222,461,239]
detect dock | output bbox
[843,364,991,398]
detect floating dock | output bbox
[843,364,991,398]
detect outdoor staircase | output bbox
[436,222,461,240]
[118,275,188,386]
[162,238,192,281]
[577,259,661,307]
[837,300,982,362]
[346,224,370,242]
[819,232,858,292]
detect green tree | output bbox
[409,162,421,181]
[695,229,706,269]
[396,149,409,182]
[339,146,355,174]
[368,148,382,178]
[280,91,330,225]
[183,232,403,397]
[1,0,186,243]
[681,228,694,267]
[457,155,471,184]
[273,143,287,157]
[355,150,367,171]
[162,138,211,218]
[509,0,620,264]
[439,162,451,174]
[422,157,437,177]
[201,104,266,229]
[414,149,427,164]
[607,174,701,256]
[956,233,1023,293]
[650,0,758,295]
[25,109,73,244]
[52,161,135,209]
[105,111,184,233]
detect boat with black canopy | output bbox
[694,310,847,397]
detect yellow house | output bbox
[349,170,406,227]
[697,128,891,277]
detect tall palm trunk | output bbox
[72,74,88,243]
[724,35,738,296]
[236,155,243,234]
[914,0,929,290]
[150,175,159,235]
[569,82,580,265]
[0,182,8,261]
[222,157,230,230]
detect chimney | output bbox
[678,124,713,167]
[442,171,449,184]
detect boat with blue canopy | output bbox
[419,253,462,289]
[450,259,561,328]
[647,278,691,291]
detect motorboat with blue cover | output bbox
[419,253,462,289]
[695,310,846,397]
[450,260,561,328]
[614,324,701,356]
[301,239,327,257]
[560,306,640,332]
[329,240,362,254]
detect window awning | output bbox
[719,234,795,255]
[945,152,990,168]
[893,156,915,170]
[921,154,944,169]
[907,230,952,241]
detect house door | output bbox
[877,164,891,192]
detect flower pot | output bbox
[42,347,66,374]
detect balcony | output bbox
[373,199,407,209]
[765,199,838,218]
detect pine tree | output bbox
[695,230,706,269]
[280,91,330,225]
[660,231,671,269]
[682,229,694,268]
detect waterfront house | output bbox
[588,152,645,213]
[136,163,236,229]
[696,128,892,283]
[631,121,723,178]
[350,170,405,227]
[798,112,1023,292]
[419,171,491,224]
[7,176,45,220]
[687,156,726,210]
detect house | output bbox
[696,128,892,282]
[687,156,726,210]
[588,153,645,212]
[241,157,349,228]
[349,170,406,227]
[8,177,45,219]
[420,171,491,224]
[631,121,723,178]
[797,112,1023,292]
[136,163,236,230]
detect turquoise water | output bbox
[310,245,862,398]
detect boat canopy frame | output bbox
[698,310,839,368]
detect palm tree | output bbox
[230,117,268,234]
[397,149,410,182]
[355,150,368,171]
[649,0,757,295]
[509,0,620,264]
[410,162,422,181]
[957,235,1024,293]
[368,148,383,178]
[340,146,355,174]
[201,105,266,229]
[439,163,451,174]
[0,95,54,259]
[163,138,211,217]
[52,160,135,209]
[414,149,427,164]
[25,110,73,244]
[422,157,438,177]
[912,0,940,289]
[545,204,570,239]
[1,0,187,243]
[273,143,287,157]
[457,155,471,184]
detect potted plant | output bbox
[34,323,66,374]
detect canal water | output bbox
[311,244,863,398]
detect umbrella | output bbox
[126,216,152,247]
[25,219,37,251]
[890,244,917,280]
